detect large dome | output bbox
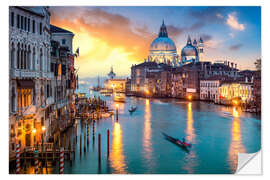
[150,37,177,52]
[181,44,198,57]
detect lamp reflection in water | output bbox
[110,122,127,173]
[183,102,197,173]
[143,99,154,170]
[228,107,245,172]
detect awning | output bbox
[17,80,35,88]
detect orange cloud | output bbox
[50,7,155,77]
[226,12,245,31]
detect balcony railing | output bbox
[17,104,37,116]
[10,69,54,80]
[10,69,39,79]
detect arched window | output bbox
[27,45,31,70]
[10,43,15,68]
[40,48,43,71]
[17,43,20,69]
[20,45,24,69]
[32,47,36,70]
[24,44,27,69]
[11,87,15,112]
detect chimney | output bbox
[235,63,237,69]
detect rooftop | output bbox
[50,24,74,35]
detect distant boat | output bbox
[128,106,137,113]
[113,92,125,102]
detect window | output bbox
[28,18,30,32]
[62,39,66,45]
[32,20,35,33]
[39,22,42,35]
[24,17,27,31]
[21,16,24,29]
[11,12,14,27]
[17,14,20,28]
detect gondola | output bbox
[162,133,191,148]
[128,106,137,113]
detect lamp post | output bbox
[116,104,119,122]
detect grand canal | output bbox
[22,91,261,174]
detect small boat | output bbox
[128,106,137,113]
[113,93,126,102]
[162,133,191,148]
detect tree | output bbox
[254,58,261,71]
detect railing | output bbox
[17,104,36,116]
[10,68,40,79]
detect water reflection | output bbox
[186,102,196,143]
[110,122,127,173]
[228,107,245,171]
[143,99,154,170]
[183,102,197,173]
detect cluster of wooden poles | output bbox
[14,117,111,174]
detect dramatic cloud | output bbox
[226,12,245,31]
[229,43,243,51]
[50,7,155,77]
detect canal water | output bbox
[23,90,261,174]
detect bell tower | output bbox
[198,37,204,61]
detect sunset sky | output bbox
[50,6,261,78]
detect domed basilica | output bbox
[146,21,204,67]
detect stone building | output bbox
[200,76,228,102]
[50,25,75,134]
[9,6,52,154]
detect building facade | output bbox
[218,82,254,105]
[9,6,52,154]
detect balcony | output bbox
[10,68,40,79]
[18,104,37,116]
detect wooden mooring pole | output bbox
[107,129,110,158]
[98,133,101,161]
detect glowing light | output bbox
[232,99,239,106]
[42,126,46,132]
[187,95,192,101]
[116,103,119,109]
[144,89,150,95]
[32,128,36,134]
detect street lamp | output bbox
[187,95,192,101]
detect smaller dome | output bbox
[181,44,198,57]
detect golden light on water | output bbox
[183,102,197,173]
[228,108,245,171]
[110,122,126,173]
[186,102,195,143]
[145,99,150,106]
[143,98,153,161]
[232,107,239,118]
